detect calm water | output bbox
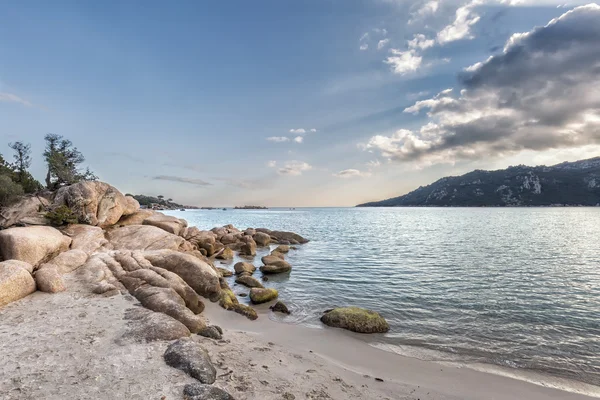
[166,207,600,386]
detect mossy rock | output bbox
[233,304,258,320]
[216,267,233,277]
[320,307,389,334]
[249,288,278,304]
[219,288,238,310]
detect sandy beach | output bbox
[1,269,598,400]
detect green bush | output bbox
[45,205,79,226]
[0,175,24,207]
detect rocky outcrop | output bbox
[0,226,71,267]
[106,225,189,252]
[0,260,36,307]
[234,262,256,275]
[119,307,191,343]
[116,209,155,226]
[0,194,50,229]
[183,383,234,400]
[40,249,88,274]
[142,213,187,236]
[52,181,139,227]
[249,288,278,304]
[62,225,107,255]
[255,228,309,244]
[163,338,217,384]
[321,307,389,333]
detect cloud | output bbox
[408,34,435,50]
[294,136,304,143]
[272,161,313,176]
[385,49,423,75]
[0,92,33,107]
[267,160,277,168]
[373,28,388,36]
[437,0,482,44]
[360,43,369,51]
[333,169,372,178]
[377,38,390,50]
[310,128,317,133]
[366,4,600,164]
[267,136,290,142]
[366,159,382,168]
[410,0,440,22]
[152,175,212,186]
[289,128,306,134]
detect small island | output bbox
[234,205,268,210]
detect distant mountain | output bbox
[357,157,600,207]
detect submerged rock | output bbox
[249,288,278,304]
[273,245,290,254]
[259,263,292,274]
[235,274,264,289]
[163,338,217,384]
[234,262,256,275]
[183,383,234,400]
[320,307,389,334]
[270,301,291,315]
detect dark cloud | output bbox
[366,4,600,164]
[152,175,212,186]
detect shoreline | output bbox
[203,301,600,399]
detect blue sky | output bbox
[1,0,599,206]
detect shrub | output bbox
[45,205,79,226]
[0,175,24,207]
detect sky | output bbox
[1,0,599,206]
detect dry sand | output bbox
[1,273,599,400]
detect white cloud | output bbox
[267,160,277,168]
[437,0,482,44]
[408,34,435,50]
[289,128,306,134]
[385,49,423,75]
[366,159,382,168]
[267,136,290,142]
[373,28,388,36]
[412,0,440,21]
[294,136,304,143]
[360,43,369,51]
[333,169,372,178]
[377,38,390,50]
[360,32,369,41]
[0,92,32,107]
[310,128,317,133]
[276,161,313,176]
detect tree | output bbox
[43,134,97,190]
[7,141,41,193]
[158,195,164,200]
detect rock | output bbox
[270,251,285,260]
[238,293,247,297]
[115,209,155,226]
[219,233,239,245]
[233,304,258,320]
[270,301,291,315]
[0,260,36,307]
[120,307,191,343]
[253,232,271,247]
[106,225,188,252]
[273,245,290,254]
[216,267,233,277]
[239,241,256,256]
[163,338,217,384]
[198,326,222,340]
[52,181,139,228]
[0,194,50,229]
[34,267,66,293]
[234,262,256,275]
[320,307,390,334]
[62,224,107,255]
[261,255,290,267]
[235,275,264,288]
[40,249,88,274]
[0,226,71,267]
[259,263,292,274]
[216,247,234,260]
[183,383,234,400]
[142,213,187,236]
[257,229,308,244]
[243,228,256,236]
[249,288,278,304]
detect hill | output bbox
[357,157,600,207]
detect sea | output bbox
[165,207,600,387]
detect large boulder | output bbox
[0,194,50,229]
[52,181,139,228]
[0,260,36,308]
[260,255,292,274]
[0,226,71,266]
[40,249,88,274]
[253,232,271,247]
[116,209,155,226]
[249,288,278,304]
[106,225,188,252]
[234,262,256,275]
[142,213,187,236]
[62,225,108,255]
[163,339,217,384]
[34,267,66,293]
[119,307,191,343]
[240,241,256,256]
[320,307,389,334]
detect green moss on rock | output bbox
[249,288,278,304]
[320,307,389,334]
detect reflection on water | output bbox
[166,207,600,386]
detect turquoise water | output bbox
[165,207,600,386]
